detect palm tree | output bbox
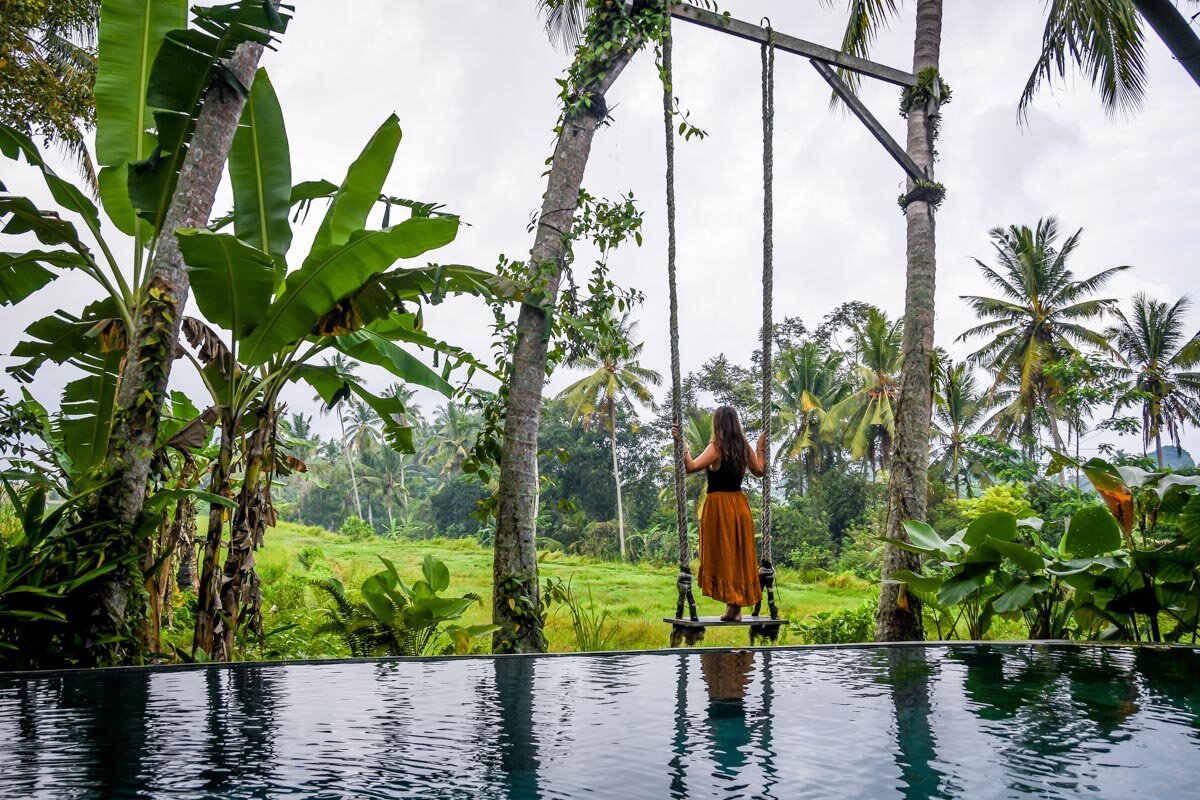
[1021,0,1200,118]
[344,399,383,525]
[822,308,903,476]
[557,313,661,559]
[428,401,480,482]
[492,1,648,653]
[0,0,99,188]
[958,218,1129,460]
[826,0,945,641]
[1107,294,1200,467]
[316,354,364,519]
[931,361,986,497]
[776,343,850,493]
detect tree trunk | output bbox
[84,34,272,665]
[609,400,626,560]
[876,0,943,643]
[338,406,363,519]
[1155,428,1164,469]
[175,496,199,593]
[1046,408,1069,488]
[492,42,637,654]
[1131,0,1200,90]
[193,413,234,657]
[214,403,279,661]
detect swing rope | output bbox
[663,17,699,627]
[753,24,780,622]
[664,17,780,641]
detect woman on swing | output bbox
[673,406,767,622]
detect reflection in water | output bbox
[495,657,541,800]
[0,645,1196,799]
[883,648,947,800]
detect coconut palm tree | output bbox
[776,342,850,493]
[822,308,903,476]
[491,0,650,653]
[958,218,1129,459]
[1021,0,1200,119]
[316,354,364,519]
[557,313,662,559]
[931,361,986,497]
[1107,294,1200,467]
[429,401,481,482]
[824,0,945,641]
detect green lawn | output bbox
[195,520,874,657]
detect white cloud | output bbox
[3,0,1197,458]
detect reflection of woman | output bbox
[700,650,755,777]
[673,406,766,621]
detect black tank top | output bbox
[706,455,745,493]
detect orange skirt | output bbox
[698,490,762,608]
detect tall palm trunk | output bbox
[609,399,627,560]
[877,0,943,643]
[492,43,637,653]
[86,33,273,663]
[1131,0,1200,89]
[1046,406,1069,488]
[338,406,363,519]
[1155,428,1164,468]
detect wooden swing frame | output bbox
[659,3,924,647]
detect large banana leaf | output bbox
[292,364,415,453]
[8,298,122,381]
[312,114,402,249]
[177,229,276,339]
[131,2,289,231]
[331,330,453,396]
[0,197,85,250]
[58,351,123,475]
[238,215,459,365]
[0,251,85,306]
[94,0,185,233]
[229,68,292,278]
[0,123,103,234]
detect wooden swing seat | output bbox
[663,615,787,628]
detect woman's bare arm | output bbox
[672,424,719,474]
[686,442,720,474]
[746,432,767,477]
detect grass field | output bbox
[201,520,875,657]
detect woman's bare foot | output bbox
[720,604,742,622]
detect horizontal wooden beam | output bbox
[810,59,928,184]
[670,2,918,88]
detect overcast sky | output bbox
[4,1,1199,458]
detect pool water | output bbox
[0,644,1196,799]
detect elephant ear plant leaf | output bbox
[312,555,496,656]
[893,448,1200,643]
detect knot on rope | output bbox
[676,569,693,595]
[758,561,776,589]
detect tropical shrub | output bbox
[311,555,496,656]
[339,516,374,542]
[544,577,619,651]
[891,455,1200,642]
[793,596,878,644]
[958,483,1036,521]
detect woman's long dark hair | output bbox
[711,405,749,476]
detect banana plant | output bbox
[888,508,1129,640]
[0,0,289,485]
[176,77,508,659]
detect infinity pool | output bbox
[0,644,1196,799]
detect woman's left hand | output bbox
[757,431,767,451]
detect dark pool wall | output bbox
[0,644,1197,799]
